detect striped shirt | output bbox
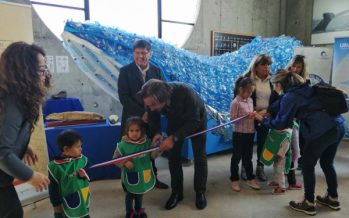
[230,95,255,133]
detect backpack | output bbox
[312,82,349,115]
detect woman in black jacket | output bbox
[243,54,279,181]
[0,42,51,217]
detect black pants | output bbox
[168,133,207,195]
[302,123,344,202]
[122,184,143,213]
[230,132,255,181]
[125,192,143,213]
[255,122,269,166]
[0,185,23,218]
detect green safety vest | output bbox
[48,155,90,218]
[117,139,155,194]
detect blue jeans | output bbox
[302,122,344,202]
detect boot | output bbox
[256,165,267,181]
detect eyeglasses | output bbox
[38,66,49,76]
[134,51,150,56]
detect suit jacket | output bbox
[118,62,164,135]
[0,95,33,187]
[148,82,207,143]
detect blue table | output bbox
[45,120,121,181]
[43,97,84,119]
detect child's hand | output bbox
[77,169,89,180]
[152,133,163,147]
[124,161,134,169]
[247,112,255,119]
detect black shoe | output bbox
[165,193,183,210]
[316,193,340,210]
[256,165,267,181]
[155,178,169,189]
[289,199,316,216]
[241,166,247,181]
[195,192,207,210]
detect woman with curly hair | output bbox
[0,42,51,218]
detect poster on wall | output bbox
[331,37,349,136]
[311,0,349,45]
[294,47,333,83]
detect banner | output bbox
[332,37,349,137]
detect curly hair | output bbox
[0,42,50,126]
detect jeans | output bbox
[302,122,344,202]
[0,185,23,218]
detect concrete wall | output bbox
[184,0,287,54]
[8,0,122,117]
[284,0,314,46]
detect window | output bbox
[31,0,201,47]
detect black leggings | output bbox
[302,125,343,202]
[0,185,23,218]
[125,192,143,213]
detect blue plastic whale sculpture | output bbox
[62,20,302,114]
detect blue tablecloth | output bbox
[45,120,121,181]
[43,98,84,119]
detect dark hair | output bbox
[0,42,51,126]
[133,39,151,51]
[285,55,307,79]
[271,69,305,92]
[233,76,255,98]
[56,129,83,152]
[138,79,172,104]
[124,116,146,137]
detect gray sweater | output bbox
[0,95,33,187]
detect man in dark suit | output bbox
[138,79,208,210]
[117,39,168,189]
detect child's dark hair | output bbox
[233,76,254,98]
[57,129,82,152]
[124,116,146,137]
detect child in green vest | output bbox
[48,130,90,218]
[113,116,161,218]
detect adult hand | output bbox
[23,145,39,166]
[28,171,50,192]
[152,133,163,147]
[142,112,148,123]
[258,109,268,117]
[160,135,174,151]
[253,112,264,122]
[124,161,134,170]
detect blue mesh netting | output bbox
[64,21,302,113]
